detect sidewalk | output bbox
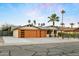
[2,36,79,46]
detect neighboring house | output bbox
[58,27,79,34]
[40,25,59,37]
[74,28,79,33]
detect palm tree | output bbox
[70,23,74,28]
[61,9,65,24]
[48,13,59,37]
[33,20,36,25]
[61,23,65,28]
[42,23,45,26]
[61,9,65,38]
[77,22,79,28]
[28,20,31,24]
[60,23,65,33]
[41,23,45,26]
[38,23,40,26]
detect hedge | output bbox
[58,32,79,38]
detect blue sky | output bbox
[0,3,79,27]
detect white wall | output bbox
[13,30,19,37]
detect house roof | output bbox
[13,24,59,30]
[59,27,79,32]
[74,28,79,32]
[13,24,41,30]
[39,26,59,30]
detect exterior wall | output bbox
[13,30,19,37]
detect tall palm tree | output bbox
[70,23,74,28]
[61,9,65,38]
[61,9,65,24]
[60,23,65,33]
[61,23,65,28]
[33,20,36,25]
[48,13,59,37]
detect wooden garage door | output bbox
[40,30,47,37]
[25,30,37,38]
[20,30,47,38]
[30,30,37,38]
[36,30,41,37]
[25,30,31,38]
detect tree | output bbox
[61,23,65,28]
[61,9,65,24]
[41,23,45,26]
[38,23,40,26]
[33,20,36,25]
[60,23,65,37]
[28,20,31,24]
[42,23,45,26]
[77,22,79,28]
[61,9,65,38]
[70,23,74,28]
[48,13,59,37]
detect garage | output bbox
[20,30,47,38]
[13,25,47,38]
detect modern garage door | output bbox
[25,30,40,38]
[20,30,47,38]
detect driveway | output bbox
[0,37,4,46]
[2,36,79,46]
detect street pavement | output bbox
[0,42,79,56]
[1,37,79,56]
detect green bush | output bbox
[0,30,13,36]
[58,32,79,38]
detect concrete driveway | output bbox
[2,36,79,46]
[0,37,4,46]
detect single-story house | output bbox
[13,24,47,38]
[13,24,59,38]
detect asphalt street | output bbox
[0,42,79,56]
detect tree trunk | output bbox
[71,25,73,28]
[52,21,55,37]
[61,14,64,39]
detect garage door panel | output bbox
[36,30,40,37]
[41,30,47,37]
[25,30,30,38]
[31,30,36,37]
